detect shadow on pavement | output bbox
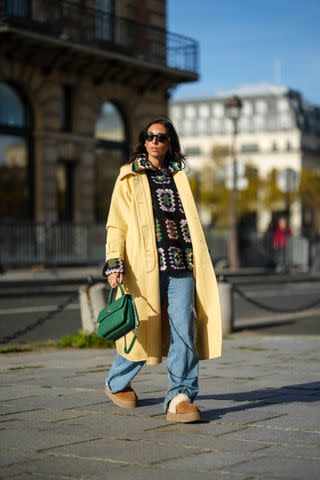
[198,381,320,422]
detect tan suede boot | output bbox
[104,385,138,408]
[166,393,201,423]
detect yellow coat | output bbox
[105,161,222,365]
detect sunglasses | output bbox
[145,132,170,143]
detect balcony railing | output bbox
[0,0,199,74]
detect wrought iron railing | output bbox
[0,0,199,74]
[0,222,311,270]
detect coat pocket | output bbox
[145,249,156,272]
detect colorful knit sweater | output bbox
[102,157,194,277]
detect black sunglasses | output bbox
[145,132,170,143]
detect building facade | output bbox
[0,0,198,224]
[170,84,320,237]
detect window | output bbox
[95,102,128,221]
[212,103,224,118]
[185,105,197,119]
[253,116,265,130]
[224,119,233,134]
[96,0,114,41]
[286,141,292,151]
[255,100,268,114]
[277,98,289,112]
[197,118,209,135]
[170,106,182,120]
[241,144,259,153]
[56,161,75,221]
[95,102,126,142]
[182,119,194,136]
[6,0,29,16]
[185,146,201,156]
[61,85,73,132]
[272,142,278,151]
[210,118,222,133]
[242,101,253,116]
[0,82,33,220]
[0,82,26,127]
[279,113,292,129]
[239,116,249,132]
[199,104,210,118]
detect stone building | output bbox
[170,84,320,237]
[0,0,198,223]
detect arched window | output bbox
[95,102,128,221]
[0,82,33,220]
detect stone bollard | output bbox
[218,281,232,335]
[79,282,108,334]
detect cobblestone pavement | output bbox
[1,332,319,480]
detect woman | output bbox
[102,117,222,423]
[272,216,292,272]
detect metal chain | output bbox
[232,284,320,314]
[0,290,79,345]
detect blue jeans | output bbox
[106,270,199,411]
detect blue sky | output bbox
[167,0,320,104]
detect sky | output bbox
[167,0,320,104]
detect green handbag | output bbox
[97,279,140,354]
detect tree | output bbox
[299,166,320,236]
[199,145,262,229]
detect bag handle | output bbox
[124,334,137,354]
[107,278,125,305]
[123,297,140,354]
[107,278,140,355]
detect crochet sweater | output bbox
[102,157,194,277]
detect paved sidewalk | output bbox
[0,266,102,285]
[1,332,319,479]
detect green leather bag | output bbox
[97,279,139,354]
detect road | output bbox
[0,278,320,343]
[231,280,320,334]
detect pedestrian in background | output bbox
[272,216,292,272]
[102,117,222,423]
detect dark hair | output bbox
[129,116,187,170]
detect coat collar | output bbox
[132,156,181,174]
[119,163,136,180]
[119,156,182,181]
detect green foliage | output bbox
[263,168,287,208]
[0,340,56,354]
[0,332,113,353]
[57,330,113,349]
[0,344,34,354]
[188,174,197,195]
[300,166,320,209]
[238,165,261,213]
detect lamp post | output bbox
[225,95,242,270]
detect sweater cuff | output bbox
[102,258,125,277]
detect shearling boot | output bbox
[105,385,138,408]
[166,393,201,423]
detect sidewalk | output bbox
[1,265,319,286]
[0,266,103,286]
[1,332,319,479]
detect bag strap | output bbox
[124,334,137,354]
[107,278,125,305]
[123,292,140,354]
[107,278,140,354]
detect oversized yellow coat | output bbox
[105,161,222,365]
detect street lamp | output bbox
[225,95,242,270]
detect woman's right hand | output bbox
[107,272,123,289]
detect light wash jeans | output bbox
[106,270,199,411]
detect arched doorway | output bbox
[95,101,128,221]
[0,82,33,220]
